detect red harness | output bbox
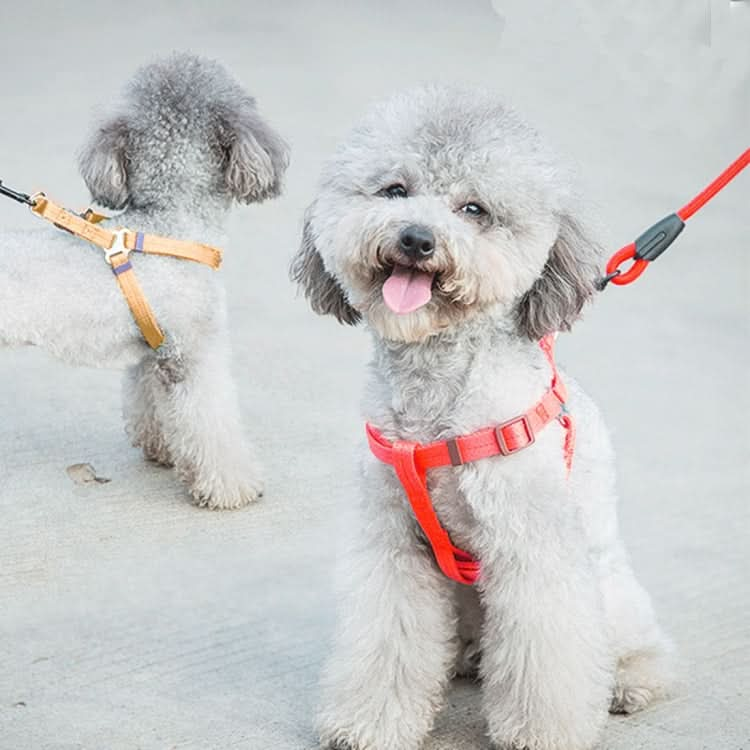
[365,150,750,585]
[366,335,574,586]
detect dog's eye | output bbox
[382,184,408,199]
[460,202,487,218]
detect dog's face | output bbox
[78,53,289,212]
[293,87,600,342]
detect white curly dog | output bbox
[0,54,288,509]
[293,86,674,750]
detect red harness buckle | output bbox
[496,415,535,455]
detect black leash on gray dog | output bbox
[598,147,749,289]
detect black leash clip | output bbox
[632,213,686,262]
[0,179,36,206]
[600,212,686,288]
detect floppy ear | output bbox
[219,98,290,203]
[515,213,601,340]
[78,117,130,209]
[290,209,361,325]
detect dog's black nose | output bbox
[399,225,435,260]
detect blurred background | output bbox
[1,2,748,748]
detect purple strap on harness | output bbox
[112,261,132,275]
[134,232,145,252]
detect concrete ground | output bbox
[1,2,748,748]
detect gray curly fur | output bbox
[293,85,675,750]
[292,85,601,342]
[2,53,289,509]
[291,207,362,325]
[516,213,602,339]
[79,52,289,210]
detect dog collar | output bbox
[366,334,575,586]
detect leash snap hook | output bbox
[604,242,647,286]
[105,228,130,265]
[596,269,620,290]
[0,180,38,206]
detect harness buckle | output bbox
[105,228,130,265]
[495,415,535,456]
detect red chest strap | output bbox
[366,335,575,586]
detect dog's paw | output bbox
[140,438,174,468]
[487,695,607,750]
[128,423,174,467]
[189,475,264,510]
[316,727,358,750]
[609,649,674,715]
[318,731,364,750]
[318,715,427,750]
[609,685,654,715]
[325,740,358,750]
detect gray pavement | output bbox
[1,2,748,749]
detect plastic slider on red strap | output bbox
[495,415,535,455]
[445,438,463,466]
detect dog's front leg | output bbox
[150,334,263,509]
[317,464,457,750]
[477,496,613,750]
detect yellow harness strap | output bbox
[30,195,223,349]
[121,231,222,268]
[109,248,166,349]
[32,196,113,246]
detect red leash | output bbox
[367,335,573,585]
[604,148,749,286]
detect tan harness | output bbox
[29,195,223,349]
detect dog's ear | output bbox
[219,98,289,204]
[515,213,601,340]
[291,208,361,325]
[78,117,130,210]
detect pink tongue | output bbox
[382,265,435,314]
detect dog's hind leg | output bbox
[151,334,263,509]
[571,389,675,717]
[317,464,458,750]
[601,543,676,715]
[123,355,174,467]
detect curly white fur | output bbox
[293,86,674,749]
[0,53,289,509]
